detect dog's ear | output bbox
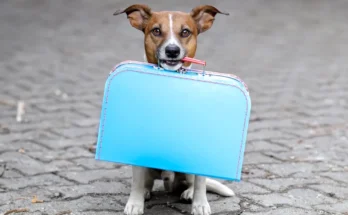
[190,5,229,34]
[113,4,152,31]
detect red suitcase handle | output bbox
[182,57,206,66]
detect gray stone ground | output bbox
[0,0,347,214]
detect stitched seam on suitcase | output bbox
[100,69,249,179]
[97,78,113,159]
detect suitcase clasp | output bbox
[178,67,187,74]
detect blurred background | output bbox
[0,0,347,214]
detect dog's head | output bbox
[114,4,228,70]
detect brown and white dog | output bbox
[113,4,234,215]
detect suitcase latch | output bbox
[178,67,187,74]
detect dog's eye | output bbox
[152,28,161,36]
[181,29,191,38]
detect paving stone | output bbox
[171,195,235,214]
[145,205,183,215]
[283,128,328,138]
[227,181,270,194]
[81,212,123,215]
[26,146,92,162]
[257,162,332,177]
[72,158,120,170]
[263,150,339,163]
[0,163,5,177]
[23,111,86,123]
[45,181,130,199]
[281,136,347,151]
[72,118,100,128]
[58,166,132,184]
[329,159,348,168]
[249,111,298,121]
[240,201,268,213]
[35,137,96,150]
[320,172,348,184]
[0,132,53,145]
[2,182,121,207]
[51,127,97,139]
[74,108,101,119]
[314,202,348,214]
[0,186,59,207]
[291,170,343,179]
[243,152,282,165]
[34,101,96,112]
[45,160,86,172]
[245,140,288,152]
[0,139,48,153]
[247,130,296,142]
[0,195,124,214]
[0,152,60,175]
[309,184,348,199]
[3,120,72,133]
[0,169,23,178]
[298,117,347,127]
[0,174,73,190]
[241,207,322,215]
[243,189,337,210]
[240,166,274,179]
[210,196,241,214]
[248,119,299,132]
[249,177,338,192]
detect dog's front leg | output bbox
[191,176,211,215]
[124,166,152,215]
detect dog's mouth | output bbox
[159,59,182,67]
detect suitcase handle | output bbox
[182,57,206,66]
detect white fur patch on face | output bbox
[158,13,185,71]
[168,14,179,47]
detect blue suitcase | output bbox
[95,60,251,181]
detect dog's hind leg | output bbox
[180,174,194,201]
[161,170,175,192]
[144,176,154,201]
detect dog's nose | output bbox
[165,45,180,58]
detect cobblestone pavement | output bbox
[1,0,348,214]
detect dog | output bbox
[113,4,234,215]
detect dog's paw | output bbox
[180,186,194,201]
[191,199,211,215]
[144,190,151,200]
[124,200,144,215]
